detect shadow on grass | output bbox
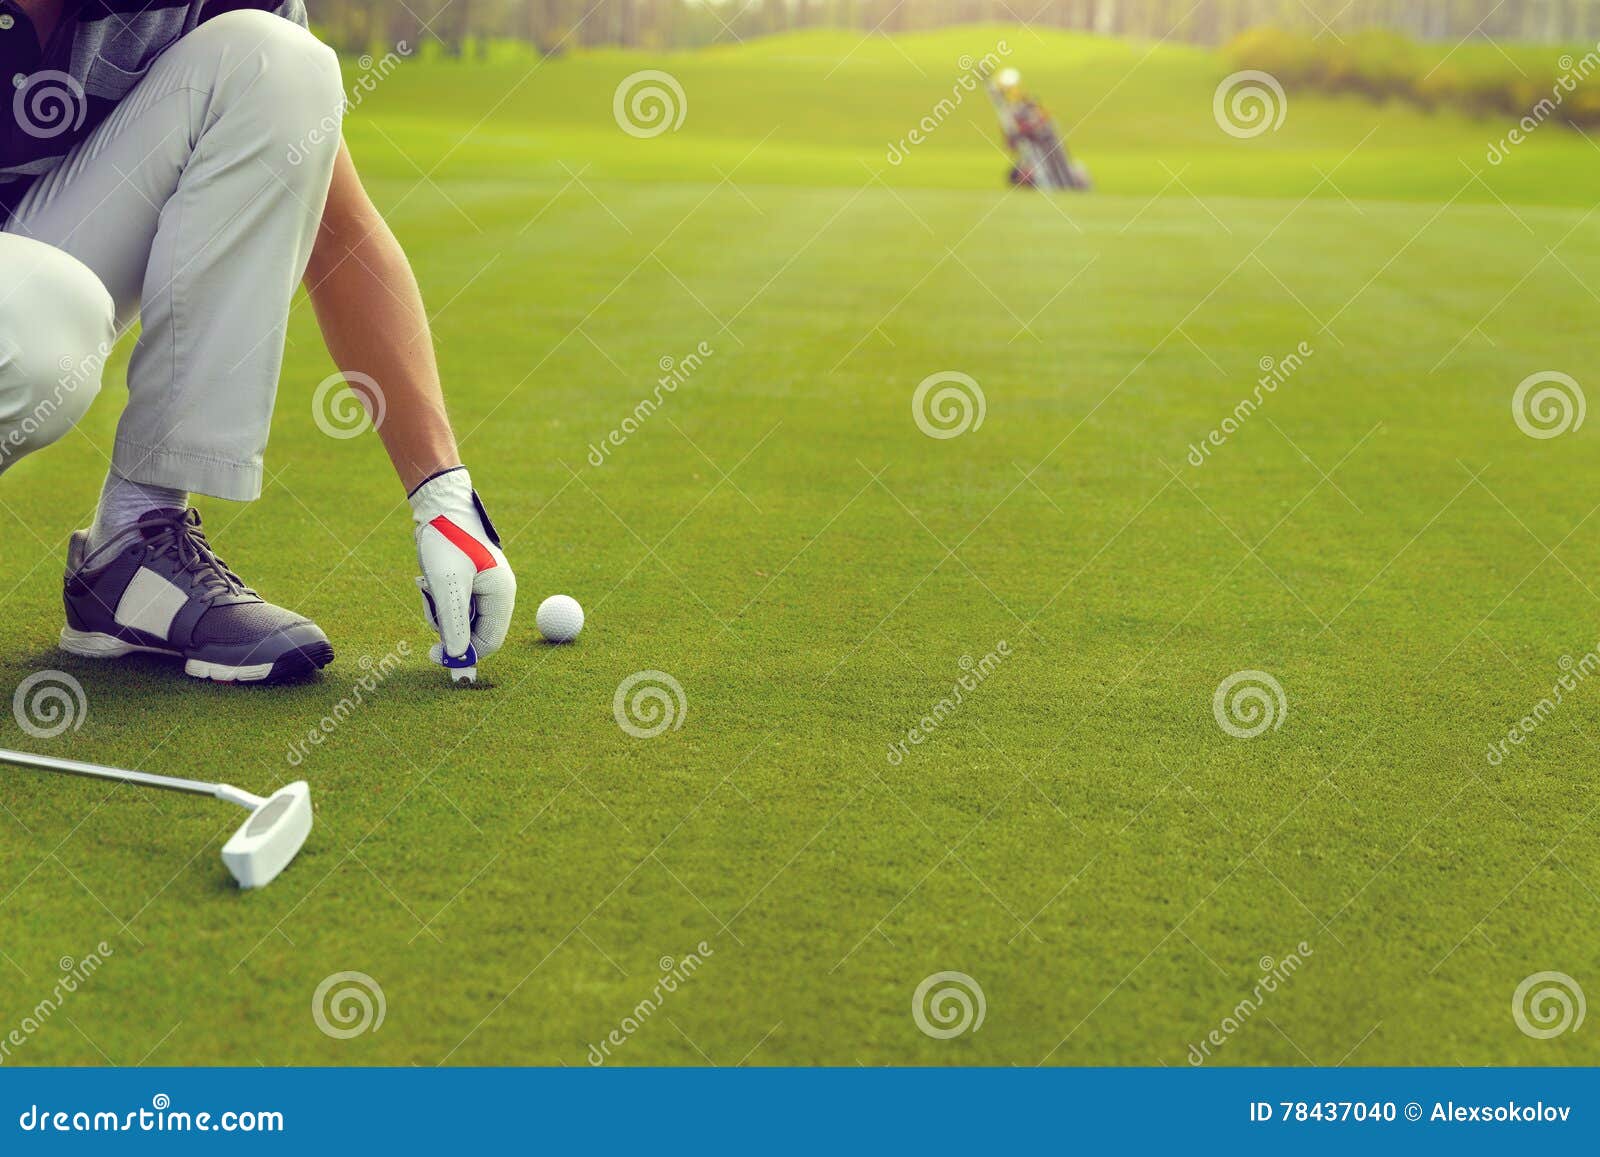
[3,647,332,695]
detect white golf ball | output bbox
[536,594,584,643]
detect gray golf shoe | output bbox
[60,508,333,683]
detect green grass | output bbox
[2,26,1598,1067]
[342,26,1600,205]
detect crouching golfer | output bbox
[0,1,514,681]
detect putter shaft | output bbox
[0,747,220,799]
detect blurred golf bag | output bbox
[985,69,1090,192]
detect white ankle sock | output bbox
[89,472,188,552]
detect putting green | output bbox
[1,27,1597,1067]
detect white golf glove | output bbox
[409,467,516,667]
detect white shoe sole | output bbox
[59,628,275,683]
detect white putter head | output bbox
[216,782,313,889]
[1,749,313,890]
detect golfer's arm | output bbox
[304,142,460,493]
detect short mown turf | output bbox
[2,28,1597,1066]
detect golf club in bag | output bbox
[0,748,311,889]
[985,68,1090,192]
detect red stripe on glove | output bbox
[430,516,498,572]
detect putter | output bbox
[0,748,311,889]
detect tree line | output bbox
[305,0,1600,53]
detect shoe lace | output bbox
[143,509,252,598]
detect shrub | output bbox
[1223,27,1325,86]
[1224,25,1600,134]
